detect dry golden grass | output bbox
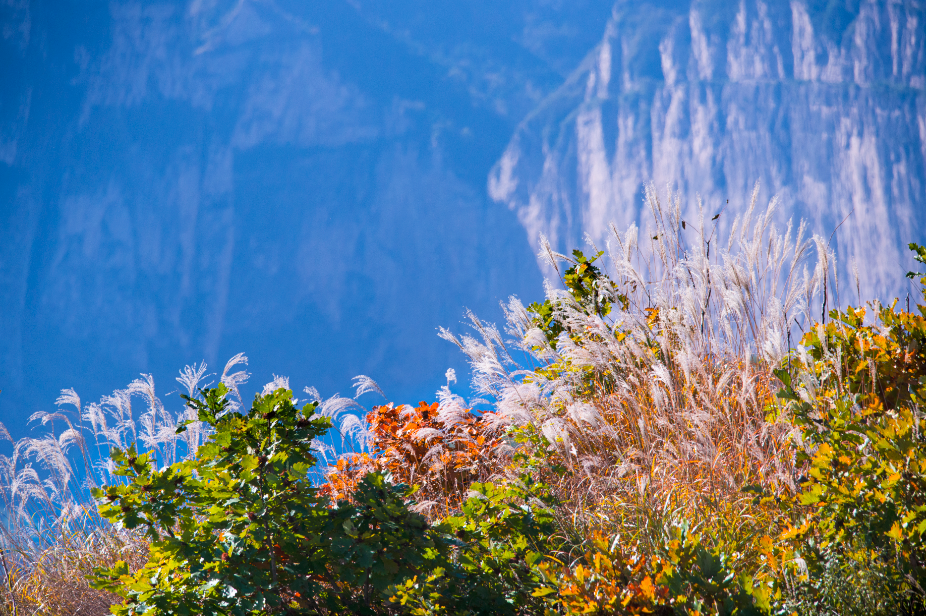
[435,182,822,562]
[545,358,797,567]
[1,516,148,616]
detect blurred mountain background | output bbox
[1,0,923,438]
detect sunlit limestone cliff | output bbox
[490,0,926,300]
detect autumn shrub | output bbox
[535,524,775,616]
[88,382,576,616]
[320,400,503,518]
[773,252,926,613]
[89,384,448,615]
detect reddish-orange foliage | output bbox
[320,401,502,517]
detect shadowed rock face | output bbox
[490,0,926,301]
[1,0,624,436]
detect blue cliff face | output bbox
[0,0,923,438]
[489,0,926,303]
[0,1,611,436]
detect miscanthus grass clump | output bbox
[440,185,812,529]
[3,184,925,616]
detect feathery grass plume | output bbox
[441,183,828,560]
[0,356,252,615]
[220,352,249,407]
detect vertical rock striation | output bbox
[490,0,926,301]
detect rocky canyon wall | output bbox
[490,0,926,301]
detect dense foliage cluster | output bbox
[319,401,502,516]
[87,385,562,615]
[774,253,926,612]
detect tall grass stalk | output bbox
[439,183,831,552]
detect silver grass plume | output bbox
[442,183,830,504]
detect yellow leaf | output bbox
[574,564,588,584]
[639,575,656,600]
[645,307,660,329]
[887,522,904,541]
